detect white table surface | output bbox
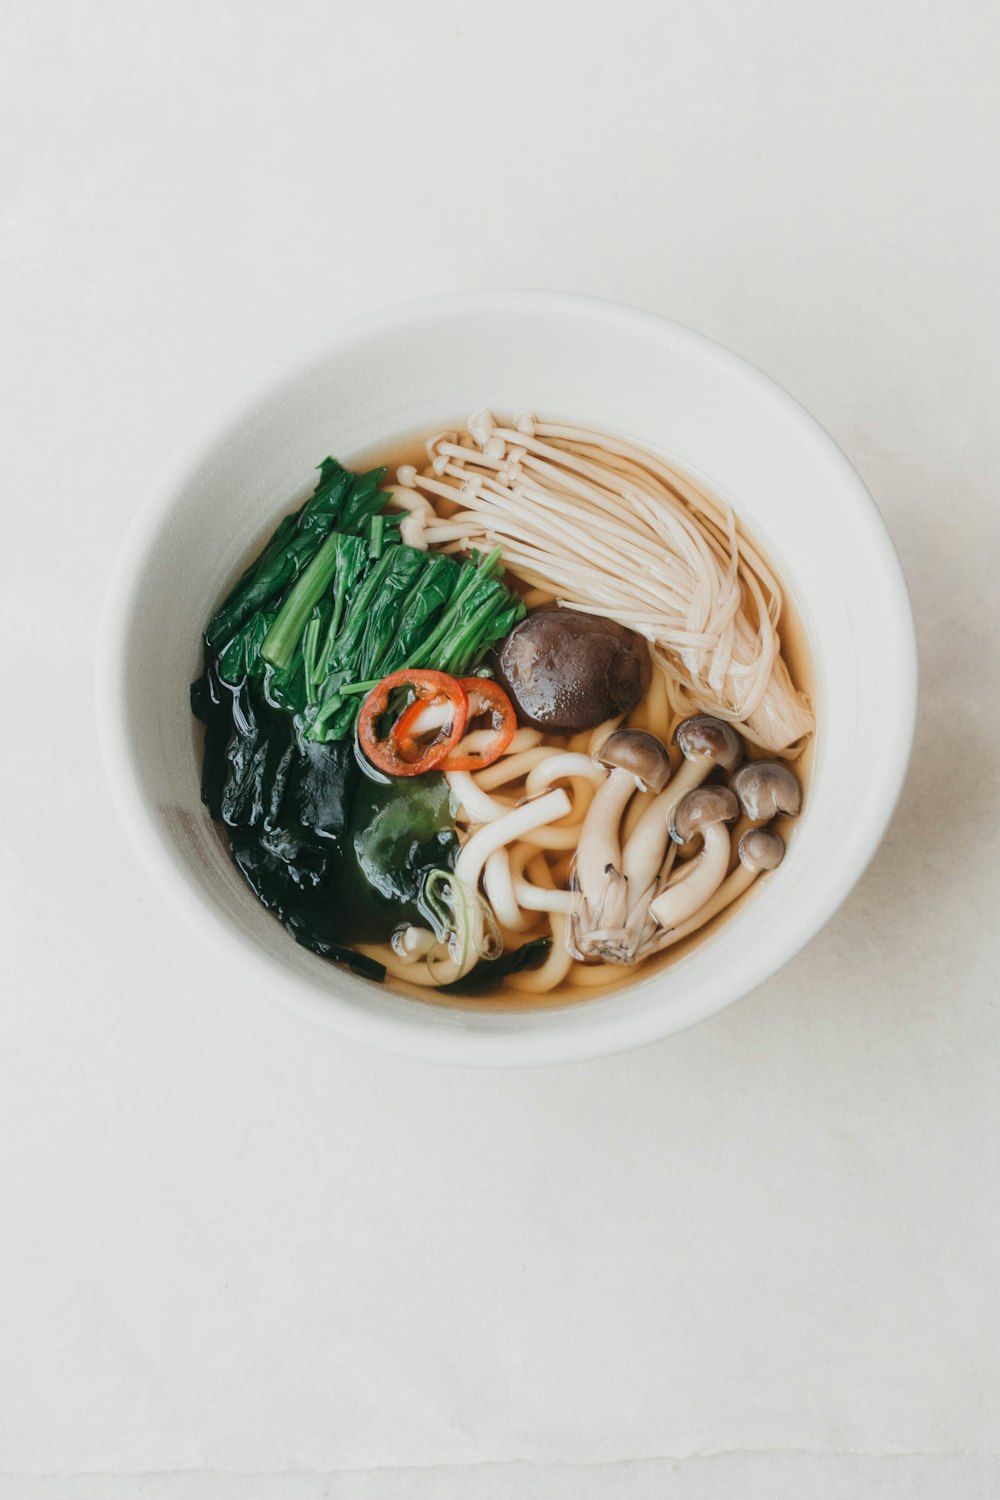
[2,0,998,1496]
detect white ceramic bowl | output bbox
[96,291,916,1066]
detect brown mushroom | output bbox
[648,784,739,931]
[621,714,744,903]
[493,608,652,732]
[731,760,802,822]
[640,824,787,957]
[571,729,673,957]
[737,825,786,872]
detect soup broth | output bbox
[193,415,817,1009]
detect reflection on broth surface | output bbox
[192,415,816,1009]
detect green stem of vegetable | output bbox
[419,870,502,985]
[309,693,344,738]
[301,614,323,706]
[262,530,344,672]
[408,564,505,672]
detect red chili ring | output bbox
[357,670,469,778]
[439,678,517,771]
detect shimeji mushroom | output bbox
[640,825,786,956]
[620,715,744,935]
[648,785,740,931]
[572,728,673,960]
[731,760,802,822]
[727,758,801,852]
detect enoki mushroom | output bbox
[397,412,814,755]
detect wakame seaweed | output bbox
[191,455,529,984]
[192,662,461,978]
[439,939,552,996]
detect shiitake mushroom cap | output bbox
[493,607,652,733]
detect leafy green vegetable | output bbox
[206,456,524,729]
[191,454,530,984]
[206,459,393,648]
[216,608,275,686]
[356,547,425,680]
[386,552,460,664]
[302,544,524,743]
[205,460,356,649]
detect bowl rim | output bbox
[95,289,918,1067]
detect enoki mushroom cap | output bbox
[596,728,673,793]
[670,784,739,844]
[731,759,802,821]
[673,714,744,774]
[738,825,786,872]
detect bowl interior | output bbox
[99,294,915,1064]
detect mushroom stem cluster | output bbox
[573,729,673,961]
[648,785,740,930]
[569,718,801,965]
[398,412,815,754]
[646,826,786,956]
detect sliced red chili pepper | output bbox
[439,678,517,771]
[392,695,442,753]
[357,670,469,778]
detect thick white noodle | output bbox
[505,855,574,993]
[509,844,575,916]
[454,789,572,890]
[473,746,553,790]
[445,769,510,824]
[483,848,532,931]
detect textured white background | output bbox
[2,0,998,1496]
